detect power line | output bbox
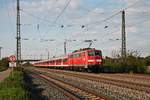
[43,0,72,35]
[52,0,72,25]
[123,0,140,10]
[94,16,150,46]
[83,0,140,29]
[97,16,150,41]
[21,10,54,26]
[20,0,140,32]
[20,0,71,36]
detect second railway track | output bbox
[35,68,150,99]
[40,69,150,94]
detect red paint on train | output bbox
[33,48,102,72]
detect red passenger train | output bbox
[33,48,102,72]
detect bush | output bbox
[103,50,145,73]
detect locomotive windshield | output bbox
[88,51,101,56]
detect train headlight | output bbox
[88,60,94,62]
[96,59,102,62]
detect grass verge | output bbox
[0,67,30,100]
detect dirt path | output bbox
[0,68,12,82]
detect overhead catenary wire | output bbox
[21,10,54,26]
[21,0,60,26]
[43,0,72,36]
[13,0,146,54]
[52,0,72,25]
[70,0,141,44]
[19,0,140,32]
[83,0,140,29]
[20,0,148,43]
[97,15,150,45]
[42,14,150,51]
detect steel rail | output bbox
[41,69,150,94]
[26,69,79,100]
[60,72,150,93]
[30,69,110,100]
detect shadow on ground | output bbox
[23,71,49,100]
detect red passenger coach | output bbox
[33,48,102,72]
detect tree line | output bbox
[102,50,150,73]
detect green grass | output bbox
[0,67,30,100]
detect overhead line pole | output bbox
[16,0,21,66]
[64,40,67,55]
[121,10,126,61]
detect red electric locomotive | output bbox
[33,48,102,72]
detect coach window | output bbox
[77,54,81,58]
[79,53,81,57]
[73,54,76,58]
[70,55,73,58]
[75,54,78,58]
[63,59,67,62]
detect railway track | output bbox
[27,69,109,100]
[45,69,150,94]
[107,74,150,80]
[29,68,150,99]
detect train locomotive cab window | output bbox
[88,51,95,56]
[95,51,102,56]
[88,51,101,56]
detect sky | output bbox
[0,0,150,59]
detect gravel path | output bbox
[0,68,11,82]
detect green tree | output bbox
[103,50,145,73]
